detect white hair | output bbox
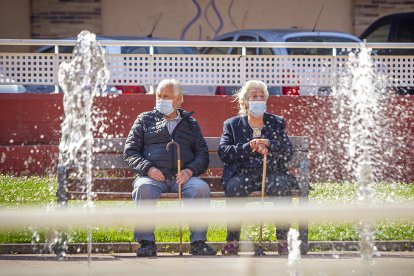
[235,80,269,116]
[156,79,183,97]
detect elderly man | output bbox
[124,79,216,257]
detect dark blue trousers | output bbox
[224,170,292,241]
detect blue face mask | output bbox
[248,101,267,117]
[156,99,174,116]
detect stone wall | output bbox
[31,0,101,38]
[353,0,414,36]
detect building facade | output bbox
[0,0,413,39]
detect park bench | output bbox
[57,136,310,250]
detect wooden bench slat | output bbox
[93,138,125,153]
[67,177,224,193]
[91,151,307,170]
[67,190,301,201]
[92,153,224,170]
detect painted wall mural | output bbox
[180,0,239,40]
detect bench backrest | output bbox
[58,136,309,202]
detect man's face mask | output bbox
[248,101,267,117]
[156,99,174,116]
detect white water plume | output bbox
[333,45,388,261]
[56,30,109,260]
[58,30,109,202]
[288,228,302,266]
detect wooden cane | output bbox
[259,153,267,251]
[166,140,183,256]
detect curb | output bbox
[0,241,413,254]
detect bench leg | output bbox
[54,164,69,258]
[57,164,68,206]
[299,195,309,254]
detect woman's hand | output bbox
[250,139,270,154]
[256,144,268,155]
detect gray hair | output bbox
[156,79,183,97]
[235,80,269,116]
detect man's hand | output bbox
[148,167,165,182]
[249,138,270,155]
[176,168,193,186]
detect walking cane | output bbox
[166,140,183,256]
[254,153,267,256]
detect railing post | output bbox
[241,46,246,85]
[149,45,154,93]
[332,47,337,95]
[54,44,59,93]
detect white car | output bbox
[0,73,27,93]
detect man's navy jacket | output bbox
[124,109,209,179]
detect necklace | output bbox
[248,120,263,138]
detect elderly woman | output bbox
[218,80,294,256]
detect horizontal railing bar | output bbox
[0,39,414,49]
[0,202,413,229]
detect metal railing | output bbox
[0,39,413,94]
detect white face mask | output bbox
[248,101,267,117]
[156,99,174,116]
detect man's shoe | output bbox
[137,240,157,257]
[190,241,217,256]
[277,240,289,255]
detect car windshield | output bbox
[123,46,197,54]
[38,45,197,55]
[286,36,358,55]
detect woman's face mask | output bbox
[156,99,174,116]
[248,101,267,117]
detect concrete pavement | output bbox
[1,251,413,276]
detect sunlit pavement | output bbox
[1,252,413,275]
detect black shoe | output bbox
[190,241,217,256]
[137,240,157,257]
[221,243,238,256]
[300,242,309,255]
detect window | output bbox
[123,46,147,54]
[364,22,392,42]
[203,37,233,54]
[259,37,273,55]
[123,46,197,54]
[286,36,358,55]
[231,35,257,55]
[395,18,414,42]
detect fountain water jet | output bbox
[333,45,391,262]
[56,30,109,261]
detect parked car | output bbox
[26,36,215,95]
[202,29,362,95]
[0,73,27,93]
[360,12,414,94]
[360,12,414,43]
